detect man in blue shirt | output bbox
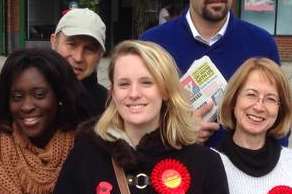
[140,0,285,146]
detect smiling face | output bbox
[9,67,58,139]
[112,54,163,133]
[234,70,279,141]
[190,0,232,22]
[51,32,102,80]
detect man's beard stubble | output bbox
[202,0,229,22]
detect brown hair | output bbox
[218,57,292,138]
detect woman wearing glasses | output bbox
[216,57,292,194]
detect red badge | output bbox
[96,181,113,194]
[151,159,191,194]
[268,185,292,194]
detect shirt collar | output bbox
[186,9,230,46]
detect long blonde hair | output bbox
[95,40,197,148]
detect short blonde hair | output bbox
[95,40,197,148]
[218,57,292,138]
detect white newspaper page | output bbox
[180,56,227,121]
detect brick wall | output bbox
[7,0,19,32]
[275,37,292,62]
[6,0,20,53]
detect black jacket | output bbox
[54,123,229,194]
[82,72,108,118]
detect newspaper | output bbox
[180,56,227,121]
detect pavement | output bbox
[97,57,110,88]
[1,55,292,146]
[0,56,5,69]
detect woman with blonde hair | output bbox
[216,57,292,194]
[54,40,229,194]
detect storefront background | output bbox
[241,0,292,35]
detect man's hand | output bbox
[193,101,220,144]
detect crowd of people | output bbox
[1,0,292,193]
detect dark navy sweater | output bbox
[140,11,289,147]
[140,11,280,78]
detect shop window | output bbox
[276,0,292,35]
[240,0,292,35]
[27,0,61,40]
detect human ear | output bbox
[50,34,57,50]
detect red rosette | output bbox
[268,185,292,194]
[151,158,191,194]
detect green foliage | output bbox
[79,0,99,13]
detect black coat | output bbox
[54,126,229,194]
[82,72,108,118]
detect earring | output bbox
[58,101,63,106]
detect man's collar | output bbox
[186,10,230,46]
